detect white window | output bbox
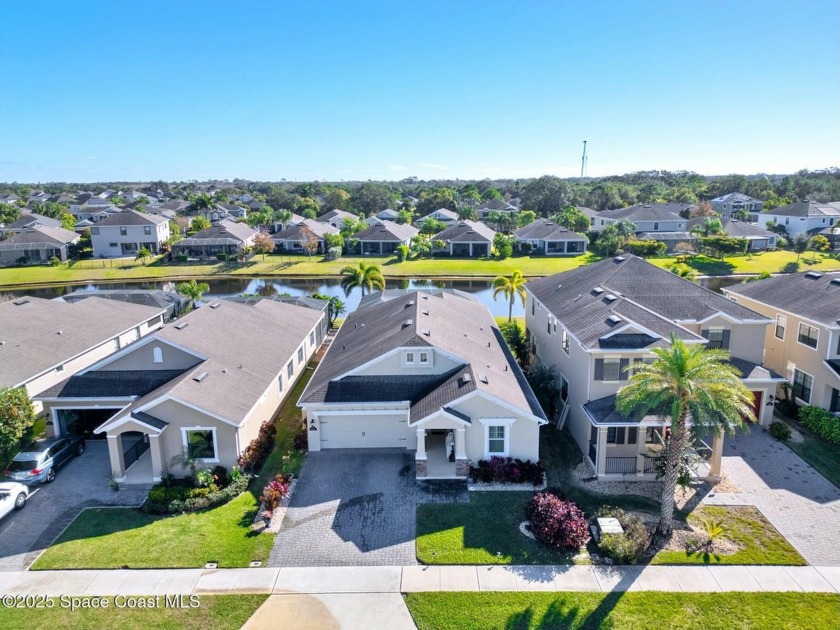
[153,347,163,363]
[405,351,415,364]
[298,347,304,363]
[419,351,429,364]
[91,227,99,235]
[144,226,152,235]
[775,315,786,340]
[561,329,570,355]
[182,427,218,462]
[287,361,294,379]
[310,331,315,346]
[602,358,621,381]
[481,418,514,458]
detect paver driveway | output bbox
[703,428,840,566]
[269,449,419,567]
[0,441,148,571]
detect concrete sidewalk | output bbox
[0,564,838,596]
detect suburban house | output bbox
[754,201,840,238]
[171,220,257,259]
[723,271,840,413]
[417,208,459,225]
[90,210,171,258]
[0,226,79,265]
[525,255,784,481]
[273,219,338,253]
[0,296,165,401]
[433,221,496,257]
[217,203,248,220]
[592,203,693,251]
[317,209,356,229]
[61,289,189,322]
[376,208,399,221]
[687,217,778,251]
[269,212,305,234]
[298,290,546,479]
[514,218,588,255]
[711,193,764,217]
[476,199,517,221]
[35,298,328,483]
[355,220,418,255]
[577,206,599,227]
[0,212,61,237]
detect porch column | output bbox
[148,434,163,482]
[454,428,468,477]
[596,428,608,478]
[107,434,126,480]
[563,242,568,254]
[709,431,725,480]
[415,429,427,478]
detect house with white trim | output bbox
[298,290,546,479]
[754,201,840,238]
[35,298,328,483]
[90,210,170,258]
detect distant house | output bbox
[711,193,764,217]
[268,212,305,234]
[61,289,189,322]
[0,226,79,266]
[417,208,459,225]
[90,210,171,258]
[577,206,599,228]
[171,220,257,259]
[476,199,517,221]
[755,201,840,238]
[593,203,693,251]
[355,220,419,255]
[433,221,496,257]
[317,209,356,229]
[273,219,339,253]
[217,203,248,220]
[687,217,778,251]
[1,212,61,237]
[376,208,399,221]
[514,218,588,255]
[0,192,20,205]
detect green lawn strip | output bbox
[651,505,805,566]
[32,359,319,571]
[784,427,840,489]
[0,595,266,630]
[417,492,576,565]
[648,251,840,276]
[405,592,840,630]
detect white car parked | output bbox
[0,482,29,518]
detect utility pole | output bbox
[580,140,588,178]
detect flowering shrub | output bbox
[259,473,292,511]
[238,421,277,474]
[195,468,215,488]
[525,492,590,550]
[468,456,544,485]
[143,472,249,514]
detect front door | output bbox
[750,391,762,423]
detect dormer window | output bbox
[405,352,415,364]
[419,351,429,364]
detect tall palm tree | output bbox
[339,262,385,297]
[616,335,754,535]
[492,270,527,322]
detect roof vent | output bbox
[422,328,431,336]
[606,315,623,325]
[592,287,605,295]
[604,294,618,302]
[805,271,823,279]
[12,298,29,306]
[459,373,472,385]
[209,302,221,309]
[193,372,208,383]
[422,295,428,300]
[830,278,840,286]
[402,319,413,329]
[174,322,189,330]
[422,309,429,315]
[613,256,626,262]
[479,374,489,384]
[405,301,415,308]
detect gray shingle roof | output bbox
[825,360,840,379]
[514,218,587,241]
[724,271,840,326]
[595,203,693,222]
[727,357,784,381]
[433,221,496,243]
[686,217,776,239]
[39,370,189,398]
[355,220,418,242]
[93,210,168,227]
[273,219,338,241]
[760,201,840,218]
[2,213,61,231]
[478,199,517,211]
[583,394,661,425]
[177,220,257,245]
[0,226,79,249]
[318,209,355,223]
[712,192,762,204]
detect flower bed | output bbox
[253,474,297,534]
[237,420,277,474]
[142,465,249,514]
[468,456,545,486]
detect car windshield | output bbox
[7,460,39,471]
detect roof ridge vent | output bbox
[421,328,431,336]
[604,294,618,302]
[479,374,489,384]
[192,371,208,383]
[592,287,605,295]
[829,278,840,286]
[12,298,29,306]
[459,373,472,385]
[805,271,823,279]
[422,309,429,315]
[401,319,413,329]
[405,300,415,308]
[209,302,221,309]
[174,322,189,330]
[606,314,623,325]
[613,256,626,262]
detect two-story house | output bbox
[592,203,694,251]
[723,271,840,413]
[299,290,546,479]
[90,210,171,258]
[710,193,764,217]
[526,255,784,481]
[755,201,840,238]
[476,199,518,221]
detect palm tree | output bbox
[492,270,527,322]
[339,262,385,297]
[615,335,754,535]
[689,217,723,237]
[135,247,152,265]
[175,279,210,309]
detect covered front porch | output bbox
[96,413,168,484]
[414,411,469,479]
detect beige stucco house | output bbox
[724,271,840,413]
[526,255,784,481]
[298,290,546,479]
[36,298,328,483]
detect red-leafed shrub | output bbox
[468,456,545,485]
[293,429,308,452]
[237,421,277,474]
[259,473,292,511]
[525,492,590,550]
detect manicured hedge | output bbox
[798,406,840,444]
[142,474,250,515]
[468,456,544,485]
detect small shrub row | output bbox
[594,506,650,564]
[525,491,590,550]
[769,420,792,442]
[468,456,545,485]
[143,468,249,514]
[238,420,277,474]
[798,406,840,444]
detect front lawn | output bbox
[784,424,840,489]
[648,250,840,276]
[651,505,806,566]
[32,360,318,570]
[0,595,265,629]
[405,592,840,630]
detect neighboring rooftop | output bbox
[712,192,763,204]
[177,220,257,245]
[0,226,79,249]
[433,220,496,242]
[355,220,419,242]
[760,201,840,217]
[273,219,338,240]
[93,210,169,227]
[2,213,61,231]
[514,218,587,241]
[595,203,693,222]
[724,271,840,327]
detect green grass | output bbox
[0,595,266,629]
[651,505,806,566]
[784,425,840,489]
[32,359,319,570]
[405,592,840,630]
[648,250,840,276]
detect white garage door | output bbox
[319,414,409,449]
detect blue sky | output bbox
[0,0,837,182]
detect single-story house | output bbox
[298,290,547,478]
[317,209,357,229]
[377,208,399,221]
[417,208,458,225]
[273,219,339,253]
[476,199,517,221]
[36,298,328,483]
[514,218,588,255]
[171,220,257,259]
[355,220,419,255]
[0,226,80,266]
[687,217,778,251]
[60,289,189,322]
[433,221,496,257]
[0,212,61,238]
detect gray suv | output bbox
[4,436,86,485]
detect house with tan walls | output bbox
[298,290,546,479]
[35,298,328,484]
[525,255,785,482]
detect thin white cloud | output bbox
[418,162,446,171]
